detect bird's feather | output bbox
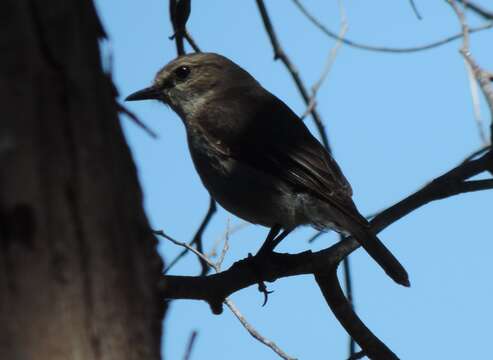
[199,87,367,228]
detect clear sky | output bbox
[94,1,492,359]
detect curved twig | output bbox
[408,0,423,20]
[315,271,398,360]
[255,0,331,152]
[163,197,216,275]
[291,0,493,54]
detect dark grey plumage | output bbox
[126,52,409,287]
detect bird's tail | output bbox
[350,224,410,287]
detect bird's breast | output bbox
[185,130,302,229]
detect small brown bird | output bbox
[126,52,409,286]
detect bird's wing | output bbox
[199,89,409,286]
[206,91,366,227]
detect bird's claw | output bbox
[246,252,274,306]
[258,281,274,306]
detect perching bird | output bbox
[126,52,409,287]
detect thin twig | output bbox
[301,0,348,119]
[461,144,491,163]
[183,330,198,360]
[341,240,356,358]
[155,230,216,268]
[216,218,230,270]
[457,0,493,20]
[208,221,249,258]
[225,299,297,360]
[169,0,201,54]
[409,0,423,20]
[448,0,493,144]
[307,230,324,244]
[163,197,217,275]
[157,231,296,360]
[184,30,201,52]
[117,103,158,139]
[169,0,191,55]
[193,197,217,275]
[292,0,493,54]
[464,59,488,144]
[255,0,331,152]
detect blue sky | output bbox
[95,1,492,359]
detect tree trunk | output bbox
[0,1,165,359]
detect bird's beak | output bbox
[125,86,161,101]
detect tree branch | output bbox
[448,0,493,144]
[163,197,217,274]
[315,271,398,359]
[161,149,492,356]
[183,330,198,360]
[255,0,331,152]
[156,230,295,359]
[291,0,493,54]
[161,2,493,359]
[168,0,191,55]
[169,0,201,55]
[408,0,423,20]
[457,0,493,20]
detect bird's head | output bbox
[125,52,259,119]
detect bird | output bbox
[126,52,409,287]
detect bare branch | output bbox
[193,197,217,275]
[307,230,324,244]
[162,150,492,356]
[163,197,217,275]
[464,60,489,144]
[461,144,491,163]
[216,218,230,270]
[209,221,249,258]
[457,0,493,20]
[292,0,493,54]
[302,0,348,120]
[315,271,399,360]
[225,299,297,360]
[157,230,295,360]
[408,0,423,20]
[117,102,158,139]
[341,241,356,358]
[184,29,201,52]
[155,230,216,269]
[255,0,331,152]
[448,0,493,144]
[330,155,492,276]
[160,2,493,359]
[168,0,191,55]
[169,0,201,54]
[183,330,198,360]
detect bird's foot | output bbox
[247,252,274,306]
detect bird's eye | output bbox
[174,66,191,80]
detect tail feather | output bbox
[351,226,410,287]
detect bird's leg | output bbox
[247,225,293,306]
[257,225,292,256]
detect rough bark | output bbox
[0,1,165,359]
